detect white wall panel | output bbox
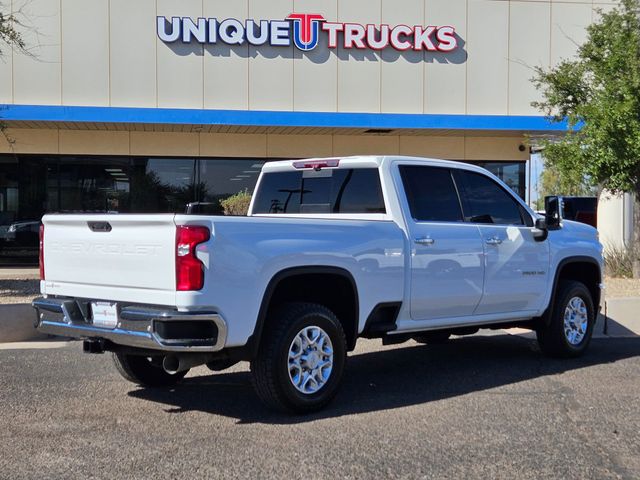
[337,0,381,112]
[13,0,61,105]
[204,0,249,110]
[248,0,294,111]
[424,0,467,114]
[292,0,338,112]
[0,46,12,102]
[380,0,424,114]
[156,0,203,108]
[110,0,156,107]
[3,0,606,121]
[61,0,109,106]
[508,2,551,115]
[551,3,592,66]
[466,0,509,114]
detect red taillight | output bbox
[293,159,340,170]
[176,225,210,291]
[39,224,45,280]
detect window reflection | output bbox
[0,155,268,265]
[0,154,526,266]
[198,159,264,213]
[473,162,526,199]
[130,158,196,213]
[56,157,131,213]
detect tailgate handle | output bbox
[87,221,112,233]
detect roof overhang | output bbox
[0,104,570,137]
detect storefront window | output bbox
[130,158,196,213]
[56,157,131,213]
[0,155,527,265]
[0,156,47,265]
[474,162,526,199]
[0,155,269,265]
[198,159,264,213]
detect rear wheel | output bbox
[536,280,595,358]
[250,302,347,413]
[112,352,188,387]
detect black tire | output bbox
[536,280,595,358]
[413,331,451,344]
[112,352,188,387]
[250,302,347,414]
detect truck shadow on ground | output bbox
[128,335,640,425]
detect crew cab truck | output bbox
[33,156,603,413]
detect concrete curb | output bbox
[601,297,640,337]
[0,304,48,343]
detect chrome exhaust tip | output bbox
[162,354,211,374]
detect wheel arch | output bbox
[541,256,602,326]
[246,266,360,357]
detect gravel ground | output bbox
[1,277,639,305]
[603,277,640,298]
[0,279,40,304]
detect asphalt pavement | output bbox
[0,334,638,479]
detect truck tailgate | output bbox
[42,214,177,303]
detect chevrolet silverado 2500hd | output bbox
[33,156,603,413]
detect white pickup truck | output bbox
[33,156,603,413]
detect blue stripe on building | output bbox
[0,104,569,131]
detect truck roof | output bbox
[261,155,493,175]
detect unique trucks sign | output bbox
[157,14,458,52]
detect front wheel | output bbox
[250,302,347,413]
[112,352,188,387]
[536,280,595,358]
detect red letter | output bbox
[436,26,457,52]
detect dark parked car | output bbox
[545,196,598,228]
[0,220,41,265]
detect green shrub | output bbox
[604,245,640,278]
[221,190,252,216]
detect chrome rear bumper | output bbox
[32,297,227,353]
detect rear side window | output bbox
[399,166,463,222]
[454,170,524,225]
[252,168,386,214]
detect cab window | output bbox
[399,166,463,222]
[453,170,525,226]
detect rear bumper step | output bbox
[32,297,227,353]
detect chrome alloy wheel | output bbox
[288,326,334,394]
[563,296,589,345]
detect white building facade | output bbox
[0,0,619,264]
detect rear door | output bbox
[398,165,485,320]
[453,169,550,314]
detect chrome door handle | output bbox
[485,236,502,246]
[415,237,435,246]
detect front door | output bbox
[399,165,485,320]
[453,169,550,315]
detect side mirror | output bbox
[544,196,562,230]
[532,217,548,242]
